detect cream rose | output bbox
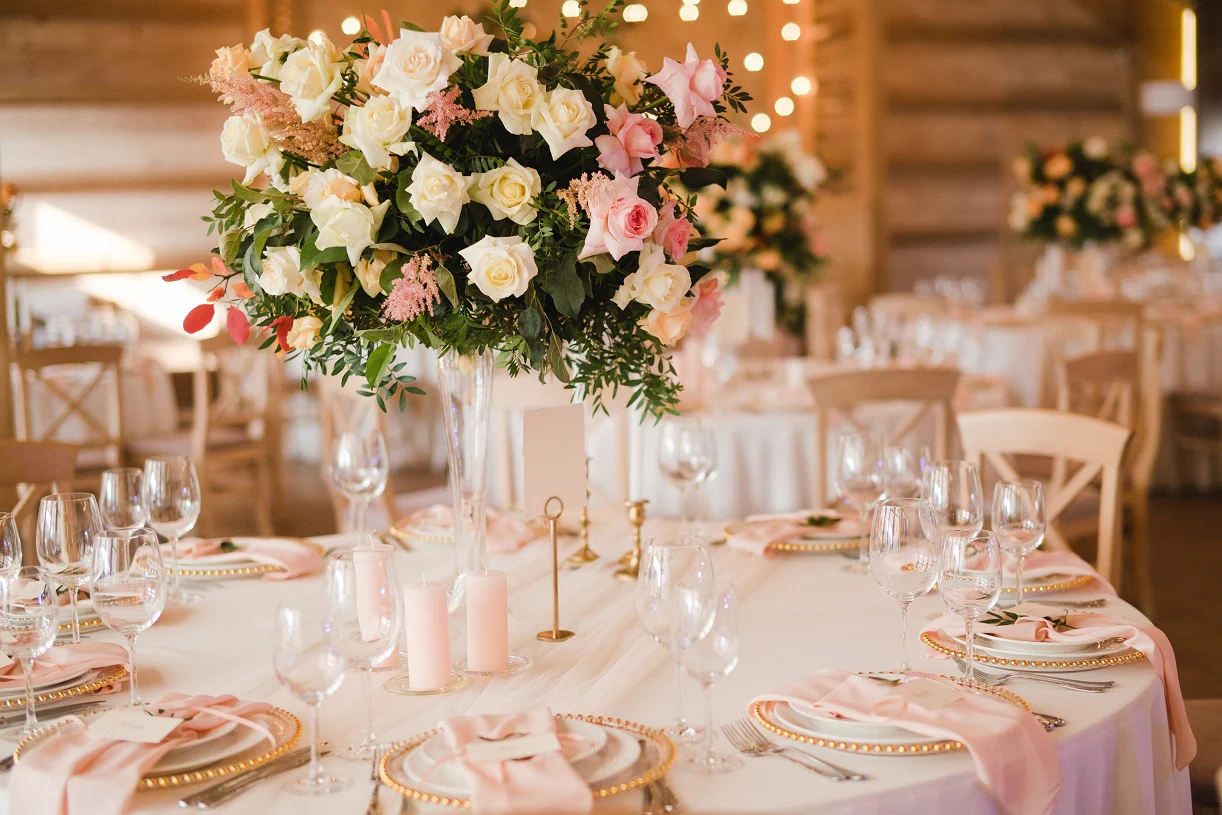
[312,199,391,266]
[260,246,304,296]
[210,44,254,77]
[373,30,462,112]
[300,267,323,303]
[298,168,363,211]
[472,54,544,136]
[458,235,538,302]
[470,158,541,225]
[339,95,415,170]
[354,249,399,297]
[287,316,323,350]
[605,46,648,106]
[243,202,275,229]
[220,114,283,184]
[278,34,344,122]
[406,153,470,233]
[439,15,493,56]
[631,243,691,312]
[640,300,693,346]
[249,29,304,79]
[532,88,596,160]
[354,44,387,96]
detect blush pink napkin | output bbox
[727,511,860,557]
[177,537,323,580]
[924,610,1196,770]
[752,669,1060,815]
[0,642,128,691]
[438,708,592,815]
[10,693,273,815]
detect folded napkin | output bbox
[1003,551,1116,595]
[752,669,1060,815]
[11,693,273,815]
[437,708,592,815]
[0,642,129,692]
[923,610,1196,770]
[728,511,859,557]
[176,537,323,580]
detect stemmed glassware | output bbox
[657,418,718,536]
[324,547,402,761]
[677,584,742,773]
[923,460,984,539]
[0,567,58,740]
[273,600,350,795]
[869,498,940,672]
[882,446,922,499]
[991,480,1047,606]
[939,532,1002,681]
[637,538,717,744]
[331,430,390,538]
[90,529,167,707]
[835,430,886,573]
[142,456,202,605]
[36,493,102,643]
[0,513,22,578]
[100,468,147,531]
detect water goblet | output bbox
[835,430,886,573]
[939,532,1002,682]
[100,468,147,531]
[331,430,390,538]
[90,529,167,707]
[142,456,202,605]
[0,513,22,578]
[869,499,939,672]
[0,567,58,740]
[678,584,743,773]
[992,480,1047,606]
[923,460,984,539]
[36,493,102,643]
[657,418,718,536]
[882,446,922,499]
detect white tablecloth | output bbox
[0,517,1189,814]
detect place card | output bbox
[464,732,562,763]
[521,403,586,519]
[894,677,962,711]
[0,653,13,669]
[88,709,181,744]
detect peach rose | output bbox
[640,300,693,346]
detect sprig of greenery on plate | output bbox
[980,609,1075,631]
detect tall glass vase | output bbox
[437,349,493,612]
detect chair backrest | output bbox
[805,281,846,362]
[957,408,1132,585]
[868,293,946,325]
[1046,298,1145,351]
[0,440,78,560]
[190,334,280,460]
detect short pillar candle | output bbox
[401,581,451,690]
[465,570,509,672]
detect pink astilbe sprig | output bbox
[660,116,752,169]
[556,172,617,226]
[207,70,346,166]
[383,255,441,322]
[416,87,491,142]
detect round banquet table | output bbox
[0,516,1189,815]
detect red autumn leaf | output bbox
[183,303,215,334]
[270,316,293,353]
[162,269,194,282]
[226,306,250,346]
[206,285,225,303]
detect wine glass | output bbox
[36,493,102,644]
[939,532,1002,681]
[637,538,717,744]
[324,547,402,761]
[882,447,922,499]
[992,480,1047,606]
[835,430,886,573]
[90,529,167,707]
[142,456,202,605]
[657,418,718,535]
[677,584,743,773]
[923,460,984,539]
[331,431,390,538]
[0,513,22,578]
[0,567,58,740]
[274,600,351,795]
[870,499,939,672]
[100,468,147,531]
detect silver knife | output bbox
[636,738,682,814]
[178,745,326,808]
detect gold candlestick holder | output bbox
[537,496,575,642]
[564,458,597,569]
[613,499,648,581]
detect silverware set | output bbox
[637,737,681,814]
[953,658,1116,693]
[721,719,868,782]
[177,743,329,808]
[365,746,384,815]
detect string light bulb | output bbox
[307,30,326,44]
[774,97,795,116]
[781,22,801,41]
[623,3,648,21]
[679,4,698,20]
[751,113,772,133]
[790,76,813,96]
[562,0,580,17]
[727,0,748,16]
[744,52,764,72]
[341,16,361,35]
[782,0,800,4]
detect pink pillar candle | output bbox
[465,570,509,673]
[402,581,451,690]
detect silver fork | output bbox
[1047,598,1108,609]
[721,719,868,781]
[365,746,383,815]
[953,658,1114,692]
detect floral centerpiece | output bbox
[168,0,750,418]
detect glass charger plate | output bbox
[921,629,1145,673]
[999,573,1092,595]
[959,631,1130,658]
[0,669,92,701]
[389,508,453,546]
[172,538,325,579]
[722,521,860,554]
[380,714,674,808]
[0,664,127,710]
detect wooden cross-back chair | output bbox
[805,367,961,505]
[958,409,1133,591]
[805,281,846,362]
[1046,298,1146,350]
[0,440,78,563]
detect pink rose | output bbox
[653,201,692,261]
[646,43,726,130]
[579,173,659,260]
[1116,206,1138,228]
[595,104,663,176]
[658,128,711,169]
[687,271,725,335]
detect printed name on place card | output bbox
[88,709,182,744]
[463,732,563,764]
[895,678,962,711]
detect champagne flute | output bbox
[992,480,1047,606]
[835,430,886,573]
[142,456,201,605]
[274,601,351,795]
[923,460,984,539]
[677,584,743,773]
[939,532,1002,681]
[0,513,22,578]
[100,468,147,531]
[882,446,922,499]
[36,493,102,644]
[657,418,718,535]
[331,431,390,538]
[870,499,939,672]
[90,529,167,707]
[0,567,58,740]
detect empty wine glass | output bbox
[274,600,350,795]
[992,480,1047,606]
[324,547,401,761]
[870,499,939,672]
[142,456,202,605]
[91,529,167,707]
[939,532,1002,682]
[331,431,390,538]
[100,468,147,531]
[677,584,743,773]
[0,513,22,578]
[0,567,58,740]
[882,447,922,499]
[923,460,984,539]
[637,538,717,744]
[657,418,718,535]
[36,493,102,644]
[835,430,886,573]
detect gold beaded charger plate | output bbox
[922,629,1146,673]
[390,506,454,546]
[999,573,1092,595]
[722,520,860,555]
[380,714,675,807]
[56,597,103,632]
[0,664,127,710]
[957,630,1130,658]
[172,538,325,579]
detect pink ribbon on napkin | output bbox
[727,511,859,557]
[0,642,129,691]
[752,669,1061,815]
[177,537,323,580]
[438,708,592,815]
[10,693,273,815]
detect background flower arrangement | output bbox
[1166,155,1222,233]
[169,0,751,418]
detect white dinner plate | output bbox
[153,720,270,774]
[953,632,1130,659]
[769,701,939,746]
[417,717,607,768]
[0,669,92,700]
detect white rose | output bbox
[313,198,391,266]
[278,34,345,123]
[439,15,493,56]
[286,316,323,350]
[1083,136,1110,160]
[339,95,415,170]
[459,235,538,302]
[249,29,304,79]
[632,243,691,312]
[243,202,275,229]
[532,88,596,160]
[210,44,254,77]
[354,44,388,96]
[472,54,544,136]
[640,300,693,346]
[260,246,304,296]
[298,168,363,211]
[612,271,638,309]
[221,114,283,184]
[407,153,470,233]
[355,249,399,297]
[605,46,648,107]
[300,267,323,303]
[470,158,541,225]
[373,30,462,112]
